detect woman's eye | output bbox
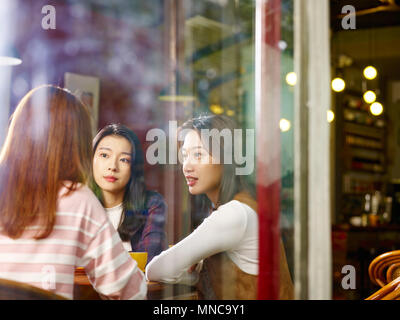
[194,152,202,159]
[120,158,131,164]
[99,153,108,158]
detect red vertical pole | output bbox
[256,0,281,300]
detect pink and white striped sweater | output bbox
[0,183,147,299]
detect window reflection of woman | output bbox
[92,124,167,263]
[0,85,146,299]
[146,114,293,299]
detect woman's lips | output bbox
[104,176,118,183]
[185,176,198,187]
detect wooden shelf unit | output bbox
[335,90,387,223]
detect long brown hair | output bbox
[0,85,93,239]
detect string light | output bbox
[285,72,297,86]
[210,104,224,115]
[280,118,291,132]
[226,109,235,116]
[370,102,383,116]
[327,110,335,123]
[332,78,346,92]
[363,90,376,104]
[363,66,377,80]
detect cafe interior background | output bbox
[0,0,399,300]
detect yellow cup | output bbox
[129,252,148,272]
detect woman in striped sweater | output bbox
[0,85,146,299]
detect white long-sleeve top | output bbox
[145,200,258,284]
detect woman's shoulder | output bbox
[211,200,257,226]
[232,192,257,213]
[59,182,94,198]
[58,182,105,214]
[219,199,256,213]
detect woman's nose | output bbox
[108,158,119,172]
[183,158,193,173]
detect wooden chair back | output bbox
[0,278,68,300]
[366,250,400,300]
[368,250,400,287]
[366,277,400,300]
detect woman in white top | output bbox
[146,115,259,299]
[91,124,167,263]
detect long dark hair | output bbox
[179,114,255,213]
[0,85,93,239]
[92,124,147,241]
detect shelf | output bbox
[349,149,384,162]
[344,105,385,117]
[347,145,384,152]
[343,170,385,179]
[333,224,400,232]
[343,122,385,139]
[342,89,365,97]
[348,169,385,175]
[345,134,384,150]
[349,169,385,175]
[336,84,387,227]
[343,112,386,128]
[342,192,373,197]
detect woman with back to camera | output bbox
[91,124,167,263]
[146,114,293,299]
[0,85,146,299]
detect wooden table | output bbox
[73,268,198,300]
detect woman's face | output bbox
[181,130,223,203]
[93,135,132,198]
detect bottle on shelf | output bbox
[361,193,371,227]
[369,191,381,227]
[382,196,393,224]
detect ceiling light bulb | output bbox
[210,104,224,115]
[363,66,377,80]
[285,72,297,86]
[363,90,376,104]
[332,78,346,92]
[370,102,383,116]
[327,110,335,123]
[280,118,291,132]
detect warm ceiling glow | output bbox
[226,109,235,116]
[327,110,335,123]
[285,72,297,86]
[280,118,291,132]
[363,66,377,80]
[210,104,224,115]
[363,90,376,104]
[331,78,346,92]
[370,102,383,116]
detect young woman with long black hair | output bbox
[146,114,293,299]
[92,124,167,263]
